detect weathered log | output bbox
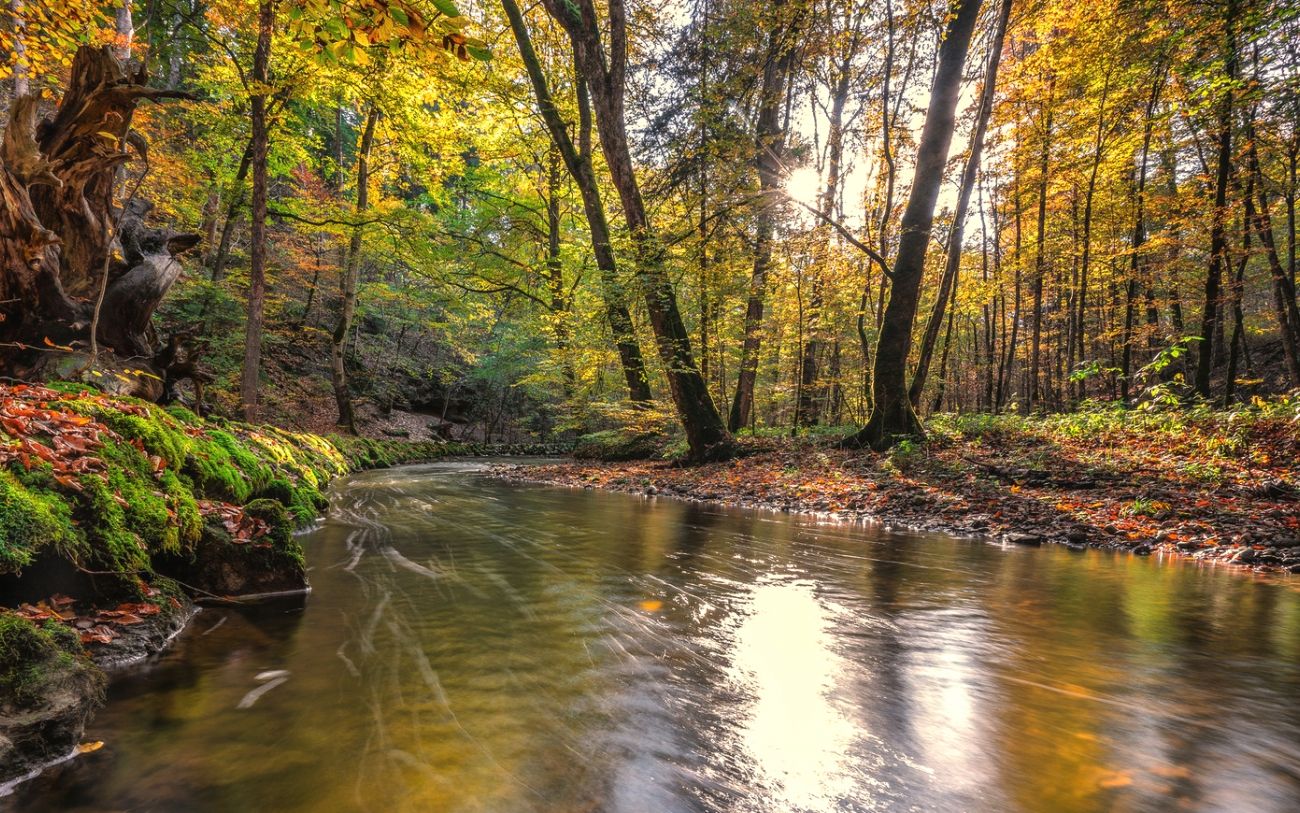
[99,199,201,358]
[0,44,199,399]
[0,95,76,331]
[30,46,191,298]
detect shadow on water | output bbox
[7,461,1300,812]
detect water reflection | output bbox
[6,461,1300,813]
[727,579,856,811]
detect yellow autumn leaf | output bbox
[637,600,663,612]
[77,740,104,754]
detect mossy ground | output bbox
[0,613,102,713]
[0,384,461,590]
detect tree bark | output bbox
[330,103,378,434]
[730,0,803,433]
[501,0,652,402]
[908,0,1011,408]
[1120,69,1165,400]
[542,0,732,460]
[1029,79,1054,412]
[239,0,273,421]
[0,46,196,397]
[842,0,984,450]
[1194,0,1238,398]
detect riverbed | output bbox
[7,461,1300,812]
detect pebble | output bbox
[1003,532,1043,546]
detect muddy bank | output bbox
[491,435,1300,575]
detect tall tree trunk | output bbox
[730,0,802,433]
[209,139,252,280]
[1029,79,1054,412]
[544,149,575,396]
[501,0,651,402]
[114,0,134,60]
[843,0,984,450]
[797,46,857,427]
[1121,68,1165,400]
[239,0,273,422]
[1246,110,1300,386]
[997,174,1024,411]
[1194,0,1238,398]
[330,104,378,434]
[543,0,731,460]
[908,0,1011,407]
[1226,188,1254,404]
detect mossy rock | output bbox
[0,613,105,783]
[0,469,82,574]
[159,511,307,599]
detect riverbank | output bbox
[0,382,552,784]
[494,405,1300,574]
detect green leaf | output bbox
[431,0,460,18]
[388,6,409,26]
[466,45,491,62]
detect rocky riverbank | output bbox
[0,382,552,786]
[493,408,1300,575]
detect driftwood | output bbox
[0,45,203,399]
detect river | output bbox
[7,461,1300,812]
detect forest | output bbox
[3,0,1298,458]
[3,0,1300,808]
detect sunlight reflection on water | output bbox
[7,462,1300,813]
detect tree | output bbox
[909,0,1012,408]
[540,0,734,460]
[842,0,984,449]
[500,0,652,403]
[239,0,274,421]
[0,46,197,398]
[730,0,804,433]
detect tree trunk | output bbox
[330,104,378,434]
[0,46,196,397]
[9,0,28,97]
[239,0,273,422]
[542,0,732,460]
[544,148,575,396]
[1029,79,1054,412]
[908,0,1011,408]
[211,140,253,280]
[797,45,857,428]
[1194,0,1238,398]
[1246,112,1300,387]
[730,0,803,433]
[501,0,651,403]
[1121,69,1164,400]
[843,0,983,450]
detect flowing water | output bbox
[7,461,1300,812]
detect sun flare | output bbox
[784,166,822,210]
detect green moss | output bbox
[0,469,82,574]
[0,613,98,711]
[3,383,458,594]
